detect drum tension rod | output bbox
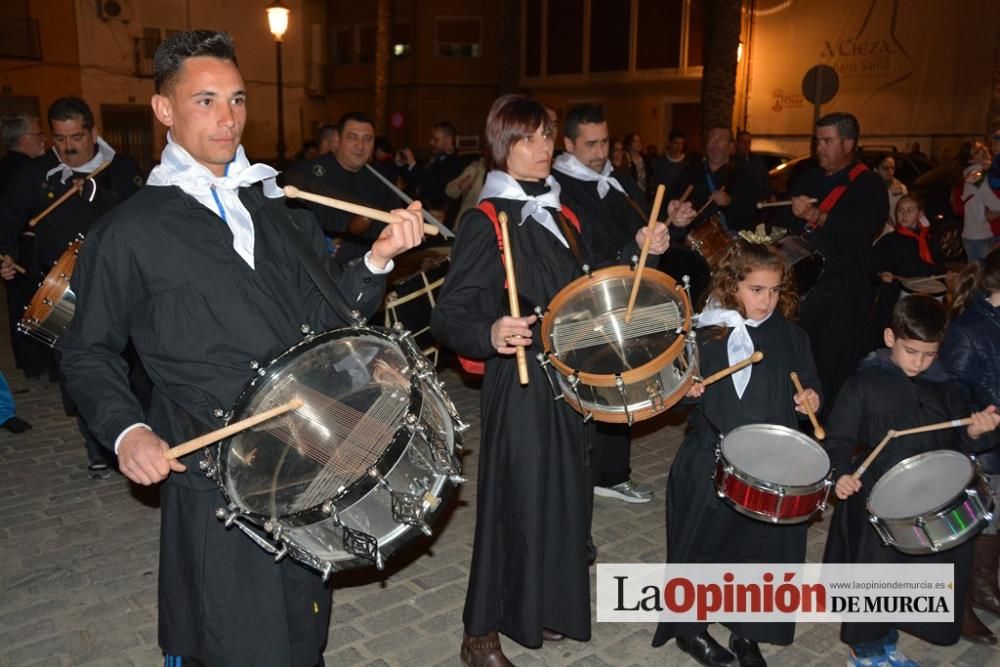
[614,376,633,426]
[915,516,939,552]
[536,353,564,402]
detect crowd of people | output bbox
[1,27,999,667]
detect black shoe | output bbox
[1,416,32,433]
[676,630,737,667]
[88,462,112,479]
[728,635,766,667]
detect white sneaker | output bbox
[594,480,653,503]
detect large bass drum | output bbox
[210,325,467,579]
[539,265,697,424]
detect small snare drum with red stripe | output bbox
[714,424,833,524]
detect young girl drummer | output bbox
[652,239,822,667]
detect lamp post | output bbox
[266,0,290,168]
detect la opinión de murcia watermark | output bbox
[596,564,954,623]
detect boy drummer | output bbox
[824,294,999,666]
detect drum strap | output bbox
[812,162,869,228]
[476,201,584,280]
[456,202,584,376]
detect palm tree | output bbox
[989,26,1000,135]
[699,0,742,142]
[374,0,391,133]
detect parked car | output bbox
[769,149,966,262]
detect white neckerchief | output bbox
[147,134,281,269]
[478,170,567,247]
[552,153,625,199]
[45,137,116,184]
[696,298,772,399]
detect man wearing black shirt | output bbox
[283,111,400,264]
[553,105,694,513]
[0,113,47,381]
[777,112,888,413]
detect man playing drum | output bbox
[824,295,1000,667]
[57,30,424,666]
[0,96,145,477]
[551,105,693,509]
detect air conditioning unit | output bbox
[97,0,135,23]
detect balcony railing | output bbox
[0,16,42,60]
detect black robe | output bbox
[430,188,592,648]
[868,230,946,350]
[403,152,466,225]
[552,169,653,497]
[282,153,399,264]
[0,149,49,375]
[822,352,998,646]
[775,161,888,414]
[0,150,144,403]
[58,183,386,666]
[653,312,822,647]
[0,150,142,274]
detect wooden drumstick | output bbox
[29,161,112,228]
[755,197,817,210]
[789,371,825,440]
[698,350,764,386]
[164,397,305,460]
[624,184,687,324]
[1,254,26,275]
[282,185,439,236]
[851,417,974,479]
[693,186,724,219]
[497,211,529,386]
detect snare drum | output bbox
[540,265,697,424]
[900,277,947,298]
[685,215,731,265]
[714,424,833,524]
[866,450,993,554]
[209,324,468,578]
[776,235,824,296]
[18,236,82,347]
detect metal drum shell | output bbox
[215,326,462,575]
[684,215,731,265]
[866,450,994,555]
[713,423,833,524]
[18,236,83,347]
[540,265,696,423]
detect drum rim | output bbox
[866,449,975,519]
[718,423,830,493]
[541,265,692,387]
[21,236,82,327]
[217,325,422,527]
[899,277,946,296]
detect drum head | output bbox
[868,450,973,519]
[546,267,688,375]
[219,328,416,521]
[900,277,946,296]
[721,424,829,486]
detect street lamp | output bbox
[266,0,290,168]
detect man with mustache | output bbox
[0,97,144,477]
